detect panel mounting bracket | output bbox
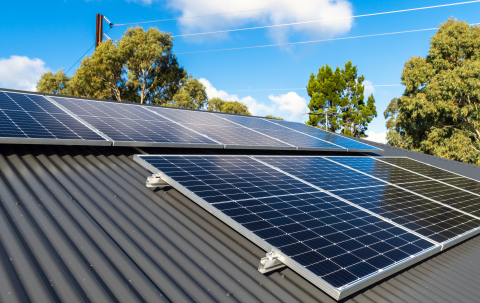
[258,251,286,273]
[146,175,168,188]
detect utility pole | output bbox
[95,14,104,49]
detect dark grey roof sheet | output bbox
[1,143,480,303]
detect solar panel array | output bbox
[50,96,221,148]
[0,91,108,145]
[0,90,380,151]
[134,155,480,299]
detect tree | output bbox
[69,40,125,101]
[206,97,225,112]
[164,76,208,110]
[206,97,251,115]
[120,27,185,104]
[384,98,405,147]
[390,19,480,165]
[306,61,377,138]
[37,27,190,105]
[265,115,284,120]
[36,69,71,95]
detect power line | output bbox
[171,0,480,38]
[66,44,95,74]
[114,0,324,26]
[176,27,442,55]
[227,85,401,92]
[66,27,113,75]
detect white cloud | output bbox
[200,78,310,122]
[0,56,49,91]
[167,0,353,43]
[365,130,387,144]
[200,78,275,116]
[364,80,375,96]
[268,92,309,121]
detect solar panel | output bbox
[0,91,109,145]
[216,114,346,150]
[326,156,431,184]
[257,156,480,244]
[134,155,440,299]
[50,96,222,148]
[148,107,295,149]
[268,119,380,151]
[376,157,461,180]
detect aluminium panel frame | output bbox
[0,137,112,146]
[133,154,441,300]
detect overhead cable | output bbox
[227,85,401,92]
[113,0,324,26]
[172,0,480,37]
[175,23,479,55]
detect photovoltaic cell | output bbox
[135,155,436,293]
[149,107,294,148]
[257,156,480,243]
[377,157,461,180]
[0,92,107,143]
[332,185,480,243]
[51,97,220,147]
[269,119,380,151]
[327,157,431,184]
[217,114,344,150]
[256,156,385,191]
[399,181,480,218]
[441,178,480,196]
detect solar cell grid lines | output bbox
[332,185,480,243]
[255,156,385,191]
[150,107,234,126]
[135,155,438,296]
[50,96,167,121]
[51,96,221,147]
[217,114,345,150]
[269,119,379,151]
[327,157,431,184]
[399,181,480,218]
[149,107,294,148]
[441,178,480,196]
[0,92,107,143]
[377,157,461,180]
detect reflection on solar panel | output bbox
[269,119,380,151]
[0,91,108,145]
[50,96,222,148]
[377,157,461,180]
[135,155,449,299]
[327,157,431,184]
[217,114,345,150]
[148,107,295,149]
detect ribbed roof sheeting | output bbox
[0,144,479,303]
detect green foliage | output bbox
[206,97,251,115]
[265,115,284,120]
[36,69,71,95]
[306,61,377,138]
[70,40,125,100]
[391,19,480,165]
[164,76,208,110]
[36,27,190,105]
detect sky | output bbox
[1,0,479,144]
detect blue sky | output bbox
[1,0,479,143]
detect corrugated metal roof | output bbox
[0,144,479,303]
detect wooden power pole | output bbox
[95,14,103,49]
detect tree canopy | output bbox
[37,27,191,106]
[387,19,480,165]
[206,97,251,115]
[265,115,284,120]
[306,61,377,138]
